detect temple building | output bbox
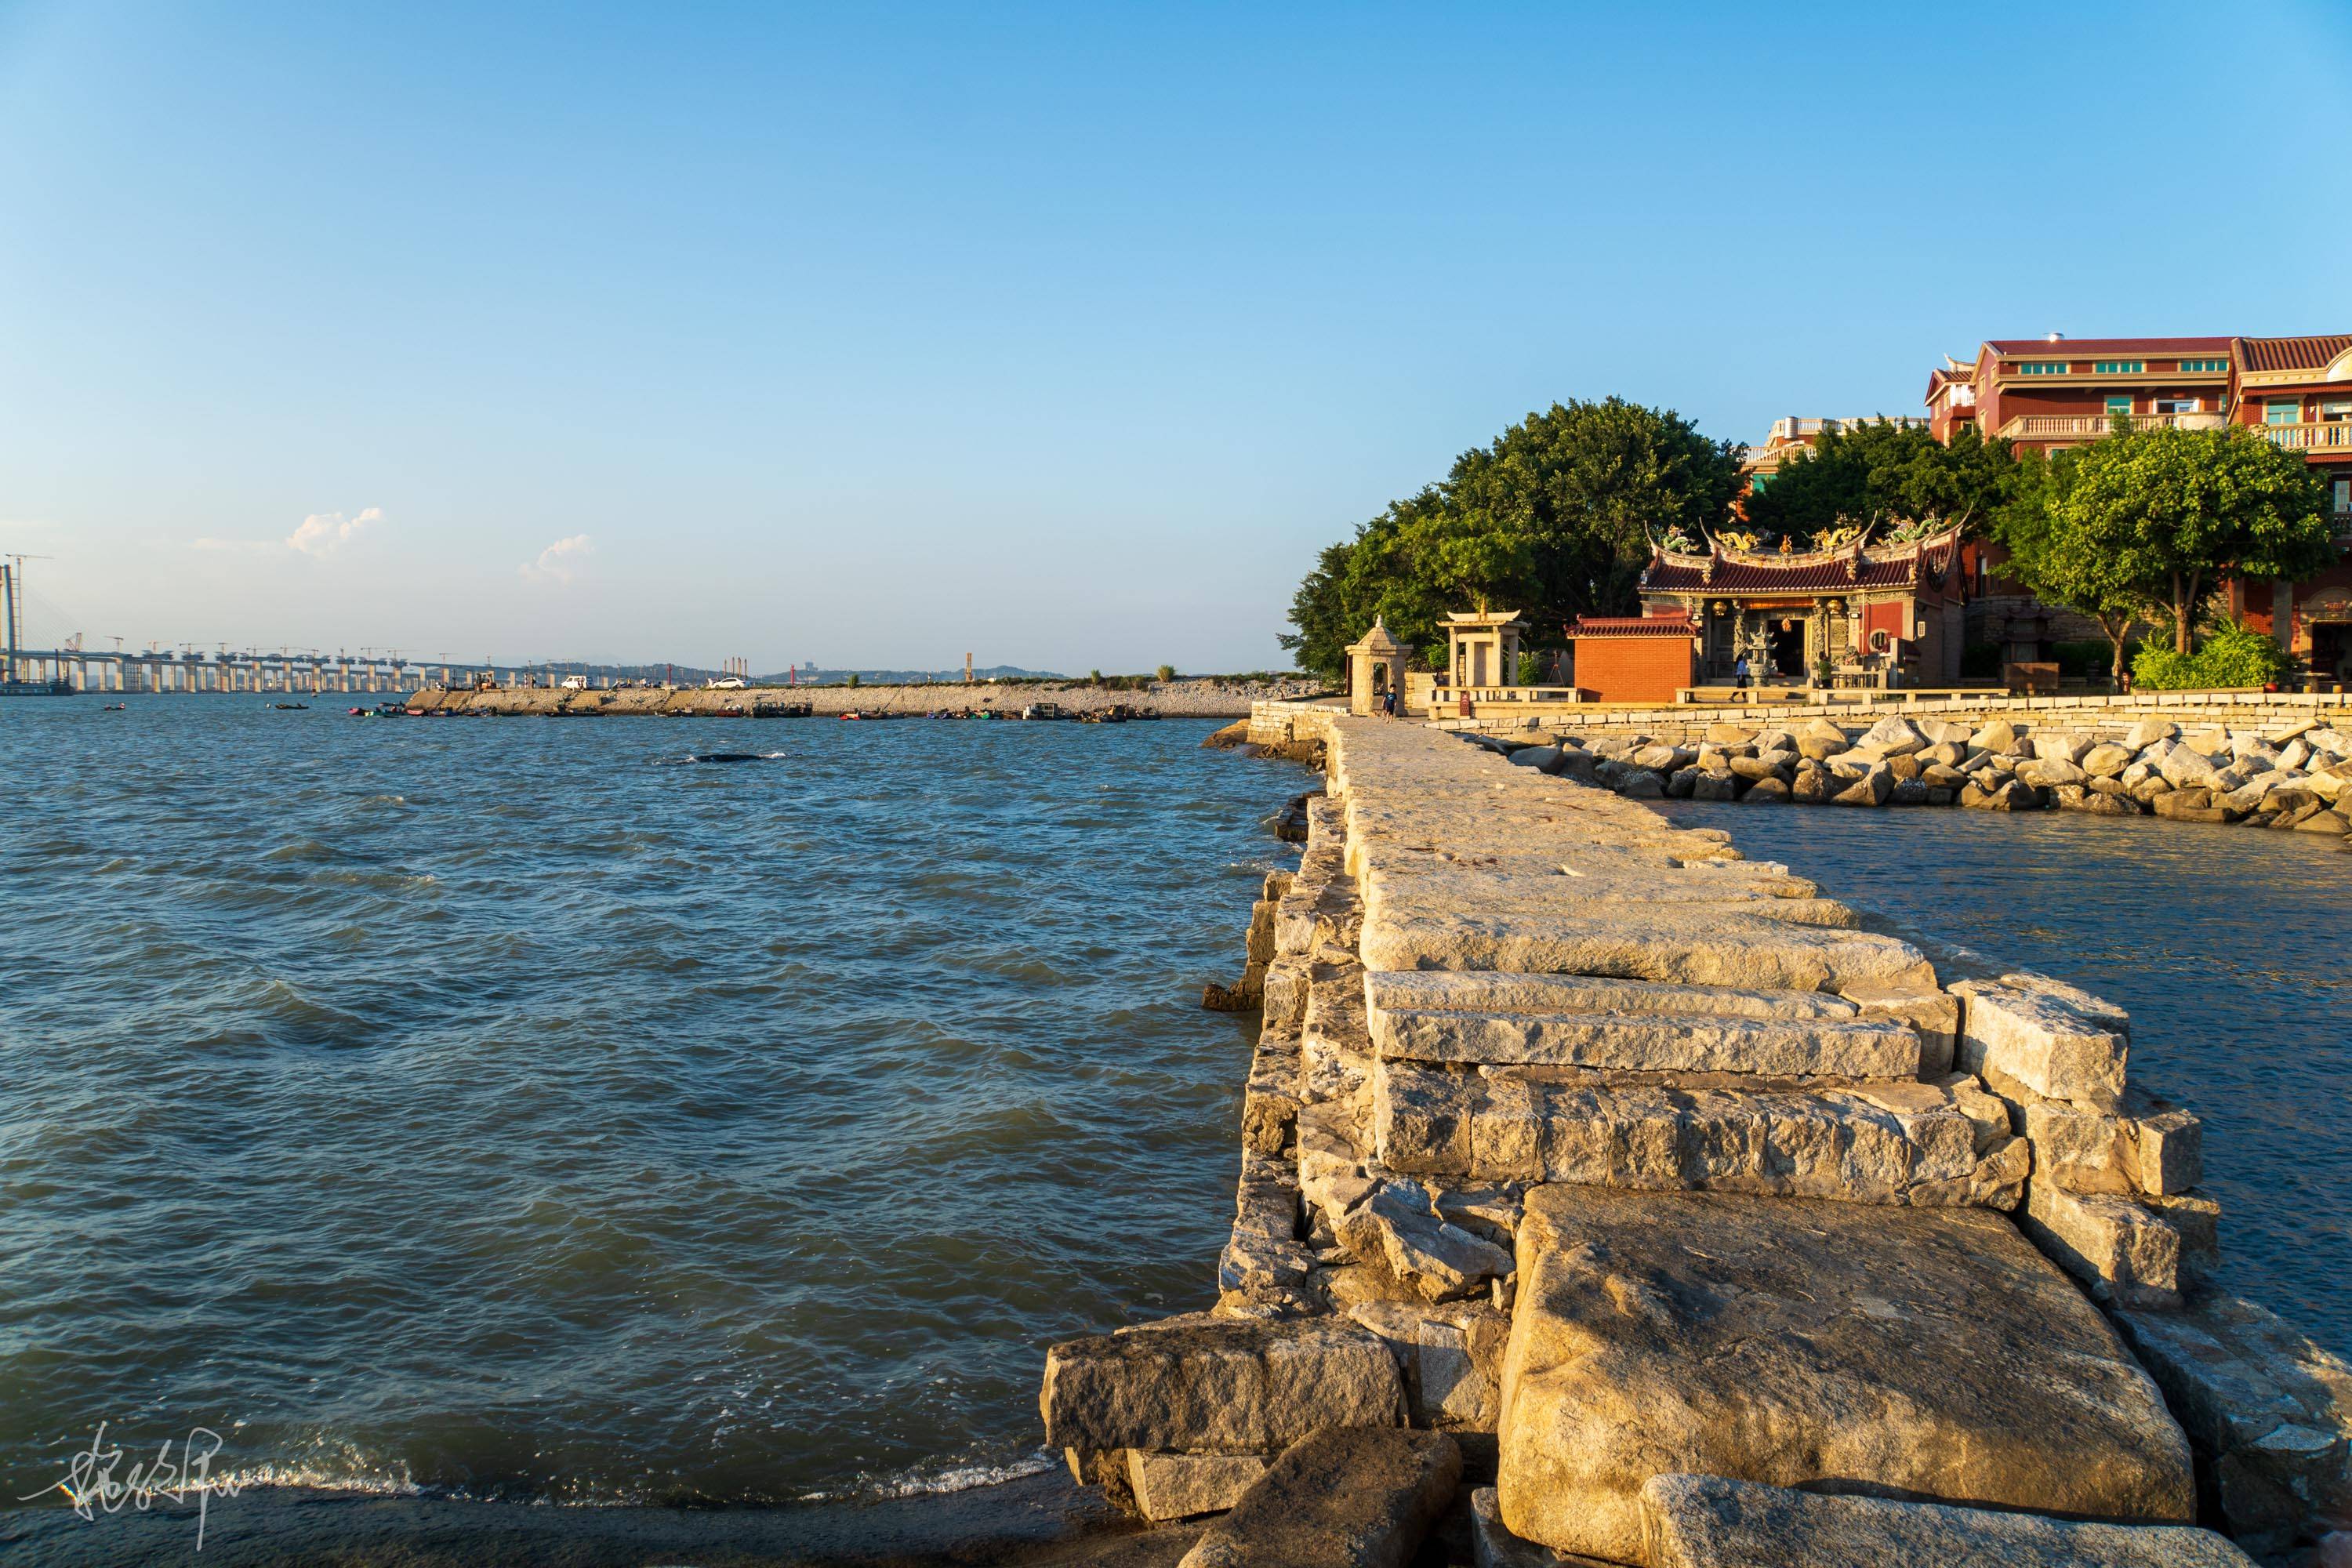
[1633,521,1966,688]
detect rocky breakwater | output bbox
[1038,712,2350,1566]
[1490,713,2352,846]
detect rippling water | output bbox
[0,699,1299,1508]
[1661,798,2352,1348]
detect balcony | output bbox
[2260,420,2352,453]
[1994,411,2226,441]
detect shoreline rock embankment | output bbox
[401,677,1327,719]
[1036,708,2350,1566]
[1483,712,2352,844]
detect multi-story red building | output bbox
[2223,336,2352,681]
[1924,332,2352,685]
[1926,335,2234,452]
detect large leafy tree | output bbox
[1994,448,2147,681]
[2045,423,2334,654]
[1281,399,1738,679]
[1742,419,2021,539]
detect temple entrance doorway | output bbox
[1766,616,1808,681]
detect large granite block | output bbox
[1369,1004,1923,1079]
[1365,971,1864,1022]
[1953,975,2129,1110]
[1040,1314,1405,1454]
[2021,1182,2219,1309]
[2114,1291,2352,1555]
[1638,1473,2252,1567]
[1177,1427,1461,1568]
[1496,1189,2194,1562]
[1374,1062,2025,1207]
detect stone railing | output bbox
[2259,419,2352,453]
[1997,411,2223,440]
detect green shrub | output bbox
[2130,623,2288,691]
[2129,646,2198,690]
[2189,622,2291,689]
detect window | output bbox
[2105,396,2133,416]
[2321,401,2352,423]
[2336,478,2350,513]
[2178,358,2228,373]
[2016,361,2071,376]
[1748,472,1772,492]
[2265,401,2304,426]
[2093,361,2145,375]
[2154,397,2201,415]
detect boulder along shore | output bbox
[1036,705,2352,1567]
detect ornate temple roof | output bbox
[1639,521,1962,597]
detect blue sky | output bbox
[4,2,2348,673]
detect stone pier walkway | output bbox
[1040,712,2349,1567]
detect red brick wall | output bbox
[1571,636,1693,704]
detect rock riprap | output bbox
[1038,709,2346,1561]
[1492,714,2352,844]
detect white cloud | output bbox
[521,533,593,585]
[286,506,383,557]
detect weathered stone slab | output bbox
[1496,1189,2195,1562]
[1123,1448,1271,1521]
[1368,997,1923,1077]
[1177,1427,1461,1568]
[2021,1090,2202,1196]
[1953,975,2129,1110]
[2023,1181,2219,1309]
[1366,970,1861,1022]
[1374,1062,2027,1205]
[1040,1314,1406,1454]
[2112,1291,2352,1555]
[1638,1473,2254,1568]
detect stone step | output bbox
[1495,1189,2197,1563]
[1367,1004,1923,1080]
[1638,1473,2253,1568]
[1374,1061,2027,1206]
[1365,970,1864,1022]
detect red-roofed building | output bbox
[2227,336,2352,679]
[1921,331,2352,684]
[1634,522,1965,687]
[1934,335,2234,452]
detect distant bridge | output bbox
[0,647,615,695]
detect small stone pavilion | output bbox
[1637,521,1967,686]
[1344,616,1409,715]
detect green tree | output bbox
[2052,423,2333,654]
[1154,663,1176,683]
[1743,419,2021,539]
[1993,447,2146,683]
[1279,399,1738,679]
